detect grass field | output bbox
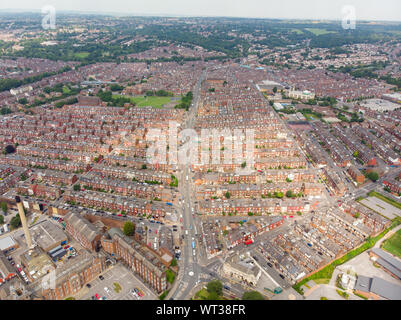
[113,95,172,108]
[194,288,210,300]
[74,52,90,59]
[62,86,71,94]
[291,28,304,34]
[305,28,336,36]
[382,229,401,258]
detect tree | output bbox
[170,258,177,267]
[123,221,135,236]
[0,215,4,225]
[0,202,7,214]
[242,291,264,300]
[286,190,294,198]
[225,192,231,199]
[10,214,21,230]
[206,280,223,297]
[73,184,81,191]
[4,145,15,154]
[273,87,278,93]
[367,171,379,182]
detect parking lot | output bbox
[360,197,401,219]
[80,264,157,300]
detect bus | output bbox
[192,241,195,249]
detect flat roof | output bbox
[30,220,67,250]
[0,237,16,251]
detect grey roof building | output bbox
[355,275,401,300]
[370,248,401,280]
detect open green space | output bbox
[382,229,401,258]
[290,28,304,34]
[305,28,336,36]
[112,95,172,108]
[74,52,90,59]
[166,269,176,284]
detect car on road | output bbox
[95,293,101,300]
[86,283,92,288]
[267,263,273,268]
[104,287,111,294]
[279,274,285,280]
[99,275,105,280]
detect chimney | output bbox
[15,196,33,249]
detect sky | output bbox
[1,0,401,22]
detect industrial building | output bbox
[30,220,68,252]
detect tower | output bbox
[15,196,33,249]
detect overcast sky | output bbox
[1,0,401,21]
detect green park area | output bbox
[305,28,336,36]
[382,229,401,258]
[194,280,224,300]
[291,29,304,34]
[113,95,172,108]
[74,52,90,59]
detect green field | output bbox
[291,28,304,34]
[113,95,172,108]
[74,52,90,59]
[382,229,401,258]
[62,86,71,94]
[305,28,336,36]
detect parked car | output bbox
[86,283,92,288]
[99,275,105,280]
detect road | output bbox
[168,68,207,300]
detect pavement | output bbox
[360,196,401,219]
[78,264,157,300]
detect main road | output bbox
[168,68,207,300]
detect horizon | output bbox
[0,9,401,24]
[0,0,401,22]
